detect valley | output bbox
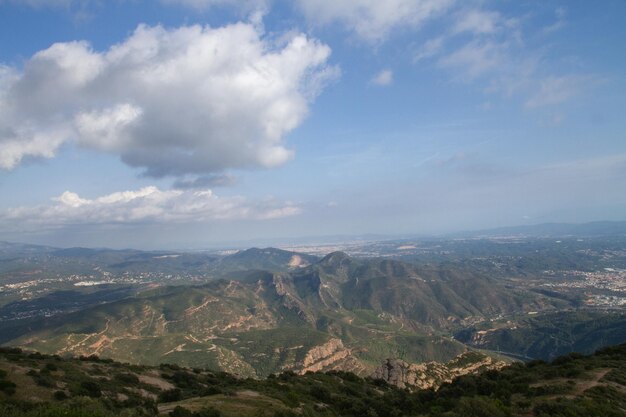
[1,225,626,379]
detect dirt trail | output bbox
[572,368,611,395]
[544,368,612,401]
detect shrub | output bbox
[159,388,183,403]
[114,373,140,385]
[72,380,102,398]
[169,406,193,417]
[310,385,331,402]
[35,375,56,388]
[194,407,222,417]
[54,390,69,400]
[44,363,58,372]
[0,379,17,395]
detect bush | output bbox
[169,406,193,417]
[159,388,183,403]
[194,407,221,417]
[54,390,69,400]
[0,379,17,395]
[310,385,331,402]
[0,347,22,355]
[114,373,140,385]
[28,352,45,360]
[34,375,56,388]
[72,380,102,398]
[201,386,222,396]
[44,363,58,372]
[454,397,509,417]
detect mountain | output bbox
[210,247,319,276]
[457,310,626,360]
[1,343,625,417]
[6,252,568,377]
[0,241,317,279]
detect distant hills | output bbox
[3,220,626,255]
[0,243,318,277]
[453,220,626,238]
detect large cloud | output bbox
[1,186,301,227]
[295,0,453,42]
[0,23,336,175]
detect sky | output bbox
[0,0,625,249]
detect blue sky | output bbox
[0,0,625,249]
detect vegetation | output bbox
[457,310,626,360]
[0,343,625,416]
[5,251,570,376]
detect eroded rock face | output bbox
[372,352,507,391]
[295,338,365,374]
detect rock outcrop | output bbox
[296,338,365,374]
[372,352,507,390]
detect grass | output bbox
[158,392,290,417]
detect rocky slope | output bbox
[5,252,569,376]
[372,351,507,390]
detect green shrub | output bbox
[44,363,58,372]
[169,406,193,417]
[114,373,140,385]
[0,379,17,395]
[71,380,102,398]
[54,390,68,400]
[194,407,221,417]
[310,385,331,402]
[159,388,183,403]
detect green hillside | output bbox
[457,310,626,360]
[1,343,625,416]
[5,253,569,376]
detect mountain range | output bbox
[7,250,569,377]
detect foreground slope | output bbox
[0,344,625,416]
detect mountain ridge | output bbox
[5,252,569,376]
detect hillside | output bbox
[5,253,568,376]
[456,310,626,360]
[0,344,625,416]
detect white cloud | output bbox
[525,75,594,108]
[1,186,301,227]
[453,9,501,35]
[438,40,505,79]
[431,7,595,110]
[295,0,453,42]
[0,23,337,175]
[371,69,393,86]
[543,7,566,34]
[414,36,444,62]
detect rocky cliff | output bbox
[372,351,507,390]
